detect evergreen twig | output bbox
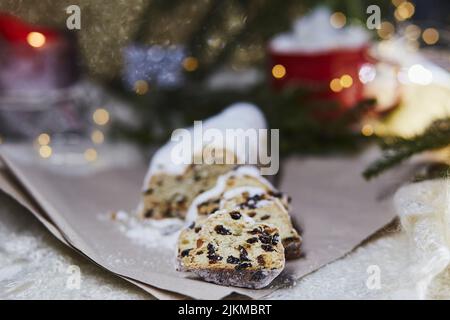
[363,118,450,180]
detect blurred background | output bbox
[0,0,449,177]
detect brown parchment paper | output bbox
[0,145,416,299]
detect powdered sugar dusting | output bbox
[111,211,183,251]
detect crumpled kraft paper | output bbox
[0,145,419,299]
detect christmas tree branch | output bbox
[363,118,450,180]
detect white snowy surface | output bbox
[0,193,149,300]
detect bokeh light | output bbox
[182,57,199,72]
[37,133,51,146]
[359,64,376,84]
[330,78,343,92]
[330,12,346,29]
[394,2,415,21]
[27,32,46,48]
[93,108,110,126]
[422,28,439,45]
[272,64,286,79]
[405,24,421,40]
[377,21,395,39]
[340,75,353,88]
[84,148,98,162]
[361,124,374,137]
[134,80,149,95]
[39,145,52,158]
[408,64,433,85]
[91,130,104,144]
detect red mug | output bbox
[269,44,372,117]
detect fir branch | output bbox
[363,118,450,180]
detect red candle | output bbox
[0,13,79,93]
[0,13,59,45]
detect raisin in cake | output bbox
[138,103,267,219]
[178,210,285,289]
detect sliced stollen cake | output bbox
[179,167,302,261]
[178,210,285,289]
[138,103,267,219]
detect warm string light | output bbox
[84,148,98,162]
[330,74,354,92]
[133,80,149,95]
[340,75,353,88]
[329,78,342,92]
[361,124,374,137]
[377,21,395,40]
[394,1,415,21]
[405,24,421,40]
[26,31,46,48]
[330,12,346,29]
[422,28,439,45]
[93,108,110,126]
[39,145,52,158]
[91,130,105,144]
[37,133,51,146]
[182,57,199,72]
[272,64,286,79]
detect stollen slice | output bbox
[178,210,285,289]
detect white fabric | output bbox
[394,179,450,299]
[269,179,450,300]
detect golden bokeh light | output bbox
[84,148,98,162]
[27,32,46,48]
[377,21,395,39]
[392,0,406,6]
[93,108,110,126]
[272,64,286,79]
[330,12,346,29]
[340,75,353,88]
[37,133,51,146]
[182,57,199,72]
[422,28,439,45]
[91,130,104,144]
[133,80,149,95]
[361,124,374,137]
[405,24,421,40]
[39,145,52,158]
[394,2,415,21]
[330,78,343,92]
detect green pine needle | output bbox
[363,118,450,180]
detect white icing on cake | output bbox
[142,102,267,190]
[222,186,266,200]
[184,166,274,223]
